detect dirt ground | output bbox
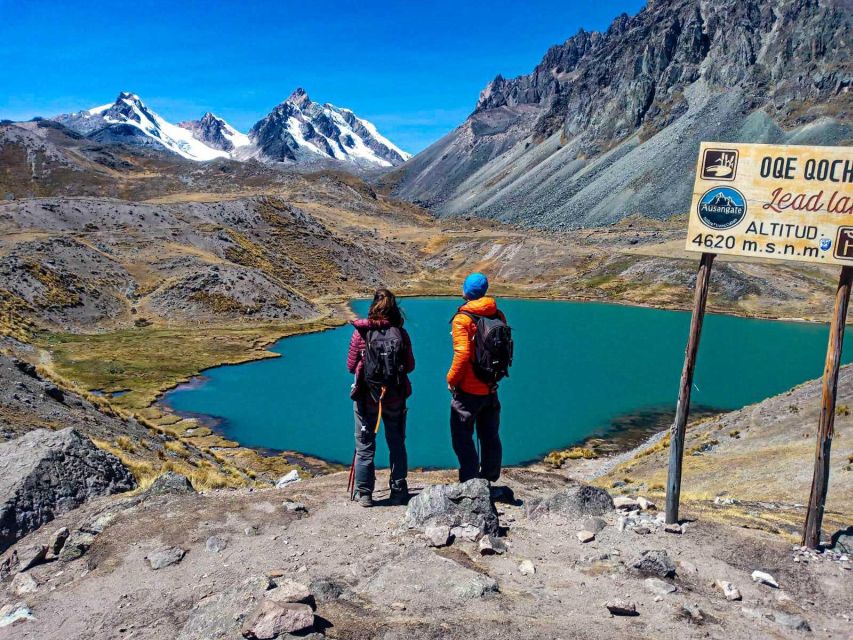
[2,466,850,640]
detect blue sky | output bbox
[0,0,645,153]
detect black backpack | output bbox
[459,311,513,384]
[363,326,406,393]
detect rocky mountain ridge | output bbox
[390,0,852,227]
[49,90,408,169]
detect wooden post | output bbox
[666,252,715,525]
[802,265,853,549]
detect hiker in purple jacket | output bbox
[346,289,415,507]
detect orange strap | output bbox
[374,386,386,433]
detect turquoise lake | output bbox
[163,298,849,468]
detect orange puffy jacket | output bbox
[446,296,506,395]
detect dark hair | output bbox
[368,288,403,327]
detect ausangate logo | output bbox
[697,187,747,230]
[820,238,832,252]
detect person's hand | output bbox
[448,384,456,395]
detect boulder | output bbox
[631,549,676,578]
[605,600,638,616]
[47,527,70,556]
[526,483,614,519]
[9,572,38,595]
[714,579,742,601]
[751,570,779,588]
[266,579,314,608]
[612,496,640,511]
[0,428,135,552]
[206,536,228,553]
[241,600,313,639]
[275,470,301,488]
[644,577,676,596]
[146,546,186,570]
[147,471,195,496]
[424,525,452,548]
[404,479,499,536]
[576,530,596,543]
[0,602,33,627]
[309,578,344,602]
[59,531,96,562]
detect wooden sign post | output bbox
[803,265,853,548]
[665,252,714,524]
[670,142,852,545]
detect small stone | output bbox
[48,527,70,557]
[519,560,535,576]
[424,525,452,548]
[613,496,639,511]
[9,572,38,595]
[637,497,656,510]
[633,526,651,535]
[479,534,507,555]
[581,517,607,533]
[146,546,186,570]
[16,544,47,571]
[450,524,480,542]
[0,602,33,627]
[631,549,676,578]
[644,577,676,596]
[206,536,228,553]
[275,470,301,488]
[617,516,627,532]
[715,579,742,601]
[309,578,343,602]
[265,579,314,608]
[241,600,314,639]
[59,531,96,562]
[390,602,407,611]
[679,604,705,624]
[751,570,779,588]
[245,526,259,536]
[664,523,683,534]
[147,471,195,495]
[771,611,811,631]
[576,530,596,543]
[283,501,307,513]
[605,600,638,616]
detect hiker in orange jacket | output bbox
[446,273,509,483]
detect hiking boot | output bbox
[358,492,373,508]
[389,490,409,506]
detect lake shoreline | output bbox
[160,373,721,473]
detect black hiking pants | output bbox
[450,390,502,483]
[353,393,408,496]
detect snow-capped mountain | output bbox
[177,112,250,153]
[52,90,409,169]
[54,92,233,161]
[248,88,410,168]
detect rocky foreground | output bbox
[1,460,850,639]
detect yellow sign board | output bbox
[686,142,852,265]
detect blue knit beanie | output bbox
[462,273,489,300]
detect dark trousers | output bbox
[450,390,502,483]
[353,394,408,495]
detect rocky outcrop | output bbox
[404,479,499,537]
[526,483,614,519]
[392,0,852,227]
[0,428,135,552]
